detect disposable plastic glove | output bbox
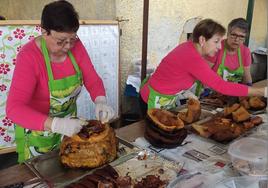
[95,96,115,123]
[51,117,83,137]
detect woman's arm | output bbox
[242,66,252,85]
[248,86,266,97]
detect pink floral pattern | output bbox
[12,58,16,65]
[0,127,5,136]
[0,54,6,59]
[0,84,6,92]
[4,135,11,142]
[13,28,26,39]
[2,117,13,127]
[0,63,10,74]
[0,25,40,148]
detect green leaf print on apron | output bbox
[141,77,193,110]
[217,47,244,82]
[15,38,83,163]
[194,46,244,97]
[147,86,178,110]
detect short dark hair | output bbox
[228,18,249,34]
[192,19,226,43]
[41,0,79,34]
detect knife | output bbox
[117,136,134,149]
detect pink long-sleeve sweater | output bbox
[140,41,248,103]
[6,39,105,130]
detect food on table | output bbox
[200,92,233,107]
[192,112,263,143]
[239,97,250,109]
[134,175,168,188]
[224,103,240,117]
[178,98,201,124]
[191,124,211,138]
[250,116,263,125]
[66,165,169,188]
[239,96,266,110]
[248,96,266,110]
[147,108,184,132]
[60,120,118,168]
[232,106,250,122]
[145,108,187,148]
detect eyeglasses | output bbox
[229,33,246,41]
[50,34,78,47]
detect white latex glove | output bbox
[265,87,267,98]
[95,96,115,123]
[51,117,83,137]
[181,90,199,100]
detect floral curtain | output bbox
[0,25,40,149]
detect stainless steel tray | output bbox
[112,150,183,181]
[24,138,138,187]
[64,150,184,187]
[189,115,261,146]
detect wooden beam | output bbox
[0,20,118,26]
[141,0,149,82]
[0,146,16,154]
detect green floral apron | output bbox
[142,77,191,110]
[195,46,244,96]
[15,38,83,163]
[217,47,244,82]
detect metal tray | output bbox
[63,150,184,187]
[112,150,183,181]
[189,115,261,146]
[24,138,138,187]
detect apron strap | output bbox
[15,125,26,163]
[41,37,82,82]
[217,44,244,78]
[41,37,54,81]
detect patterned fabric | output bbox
[0,25,41,149]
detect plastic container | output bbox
[228,137,268,176]
[211,176,268,188]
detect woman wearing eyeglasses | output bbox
[140,19,266,113]
[6,0,114,162]
[195,18,253,96]
[208,18,252,85]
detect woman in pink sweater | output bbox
[140,19,266,111]
[6,0,114,162]
[208,18,252,84]
[195,18,253,97]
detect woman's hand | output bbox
[45,117,84,137]
[95,96,115,123]
[248,86,267,97]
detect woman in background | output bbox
[140,19,266,113]
[208,18,252,85]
